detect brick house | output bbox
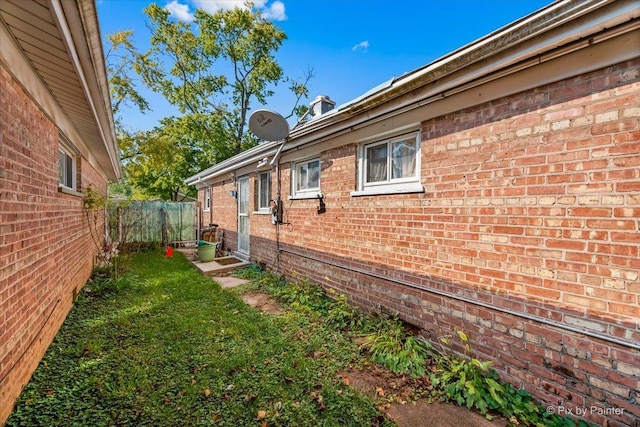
[187,1,640,424]
[0,1,119,422]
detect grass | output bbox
[7,251,390,427]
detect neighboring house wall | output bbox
[190,4,640,424]
[276,59,640,427]
[0,64,109,422]
[200,56,640,426]
[0,1,118,422]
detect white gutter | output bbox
[51,0,120,180]
[185,139,282,185]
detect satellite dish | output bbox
[249,109,290,141]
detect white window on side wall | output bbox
[352,132,423,196]
[257,171,272,211]
[58,134,79,192]
[291,158,321,198]
[204,187,211,211]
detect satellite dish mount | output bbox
[248,109,290,225]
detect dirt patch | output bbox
[241,292,283,315]
[338,365,427,404]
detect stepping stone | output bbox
[216,276,250,289]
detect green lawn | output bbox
[7,250,389,426]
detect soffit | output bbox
[0,0,119,180]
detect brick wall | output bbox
[0,64,109,422]
[206,178,239,253]
[270,60,639,426]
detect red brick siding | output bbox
[204,178,239,253]
[0,64,108,422]
[274,60,639,425]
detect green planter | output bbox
[197,241,217,262]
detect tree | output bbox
[118,114,226,201]
[135,2,310,156]
[105,30,150,125]
[104,2,311,200]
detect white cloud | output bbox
[352,40,369,52]
[261,1,286,21]
[165,0,195,22]
[190,0,285,21]
[192,0,246,14]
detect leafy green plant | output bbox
[361,318,432,378]
[429,331,505,415]
[429,331,595,426]
[325,292,371,332]
[271,279,332,313]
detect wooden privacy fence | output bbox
[109,201,197,246]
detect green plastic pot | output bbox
[197,241,217,262]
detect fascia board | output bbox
[185,140,282,185]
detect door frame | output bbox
[237,175,250,255]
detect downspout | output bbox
[270,138,287,273]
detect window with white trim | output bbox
[257,171,272,211]
[204,187,211,211]
[58,136,78,191]
[352,132,422,196]
[292,158,320,197]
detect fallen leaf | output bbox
[257,410,267,419]
[342,376,350,385]
[376,387,385,397]
[203,388,211,398]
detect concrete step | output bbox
[192,256,251,277]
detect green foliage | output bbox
[429,331,504,415]
[136,3,311,155]
[104,4,313,199]
[325,292,371,332]
[271,279,332,313]
[235,269,595,426]
[429,331,595,426]
[118,115,223,200]
[361,318,432,378]
[105,30,150,123]
[7,251,386,427]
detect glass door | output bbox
[237,176,250,254]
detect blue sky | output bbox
[97,0,552,131]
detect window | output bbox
[292,158,321,198]
[352,132,423,196]
[58,135,78,191]
[257,171,272,211]
[204,187,211,211]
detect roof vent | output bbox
[309,95,335,119]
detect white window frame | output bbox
[203,187,211,212]
[351,132,423,197]
[257,171,272,212]
[290,157,321,199]
[58,136,78,191]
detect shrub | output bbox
[361,318,432,378]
